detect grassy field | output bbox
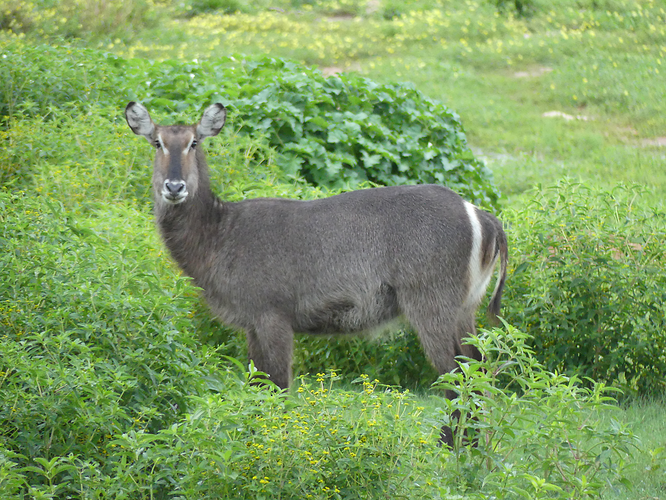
[114,0,666,204]
[1,0,666,498]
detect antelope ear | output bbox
[197,103,227,139]
[125,102,155,141]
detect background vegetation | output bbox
[1,0,665,498]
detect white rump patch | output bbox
[464,202,496,307]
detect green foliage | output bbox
[0,40,499,206]
[236,60,496,204]
[0,106,152,197]
[0,0,163,39]
[0,39,120,125]
[0,190,226,495]
[122,56,498,205]
[0,450,25,499]
[1,324,635,498]
[92,369,444,499]
[294,328,439,390]
[503,180,666,395]
[434,325,637,499]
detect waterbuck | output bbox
[125,101,508,446]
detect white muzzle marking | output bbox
[162,179,188,204]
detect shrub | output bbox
[0,190,225,495]
[235,61,496,203]
[503,181,666,395]
[1,41,498,206]
[0,38,120,124]
[21,326,634,499]
[434,325,637,498]
[123,56,499,207]
[293,328,439,390]
[91,370,444,499]
[0,105,155,193]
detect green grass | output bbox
[601,397,666,499]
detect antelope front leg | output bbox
[246,315,294,390]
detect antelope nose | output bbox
[165,179,186,196]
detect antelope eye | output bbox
[190,140,198,150]
[154,140,161,149]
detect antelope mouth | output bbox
[161,190,189,204]
[162,179,188,204]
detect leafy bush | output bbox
[236,61,495,202]
[90,369,444,499]
[0,38,120,124]
[0,105,154,194]
[294,328,439,390]
[0,38,498,205]
[503,181,666,395]
[3,325,635,499]
[121,56,499,206]
[434,325,637,499]
[0,40,499,205]
[0,190,226,494]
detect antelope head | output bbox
[125,102,227,205]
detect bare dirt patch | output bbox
[366,0,381,14]
[321,62,362,77]
[641,137,666,147]
[513,66,553,78]
[326,14,356,22]
[542,111,592,121]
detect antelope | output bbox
[125,101,508,446]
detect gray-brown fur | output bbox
[125,102,508,447]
